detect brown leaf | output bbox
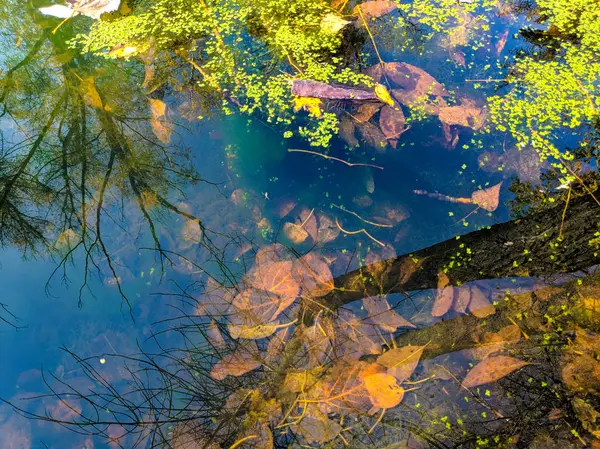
[453,286,471,314]
[354,103,382,123]
[283,222,308,244]
[363,296,415,332]
[207,321,227,349]
[228,321,283,339]
[432,271,453,317]
[247,260,300,303]
[292,414,341,444]
[293,253,334,297]
[438,102,486,130]
[471,182,502,212]
[277,198,297,218]
[316,214,340,243]
[363,373,405,408]
[462,355,530,388]
[211,343,262,380]
[469,285,496,318]
[377,345,425,382]
[379,104,406,148]
[339,117,359,147]
[291,80,378,101]
[353,0,398,20]
[496,30,509,55]
[384,62,448,97]
[298,208,318,241]
[357,121,388,150]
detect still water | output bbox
[1,0,600,448]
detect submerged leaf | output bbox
[462,355,530,388]
[354,103,382,123]
[363,296,415,332]
[379,104,406,148]
[438,102,486,130]
[292,415,342,444]
[363,373,405,408]
[211,344,262,380]
[384,62,448,97]
[469,286,496,318]
[353,1,398,20]
[377,345,425,382]
[80,77,103,109]
[148,98,173,144]
[283,222,309,244]
[471,182,502,212]
[293,253,334,297]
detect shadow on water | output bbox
[1,0,600,448]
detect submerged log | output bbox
[318,193,600,312]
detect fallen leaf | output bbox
[469,286,496,318]
[339,117,359,147]
[283,222,309,244]
[293,96,323,117]
[278,198,297,218]
[292,415,342,444]
[462,355,530,388]
[247,260,300,302]
[363,296,415,332]
[496,30,509,55]
[354,103,382,123]
[363,373,405,408]
[316,214,340,243]
[379,103,406,148]
[374,83,395,106]
[320,13,351,34]
[384,62,448,97]
[291,80,378,101]
[377,345,425,382]
[353,1,398,20]
[207,321,227,349]
[438,102,486,130]
[471,182,502,212]
[293,253,334,297]
[453,286,471,314]
[211,344,262,380]
[228,321,282,339]
[432,271,454,317]
[357,121,388,150]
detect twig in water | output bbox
[288,149,383,170]
[332,204,392,228]
[559,185,572,240]
[335,218,385,247]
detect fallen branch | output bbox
[288,149,384,170]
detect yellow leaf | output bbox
[109,45,138,59]
[293,96,323,117]
[363,373,405,409]
[374,83,395,107]
[320,13,350,34]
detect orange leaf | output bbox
[471,182,503,212]
[363,373,405,408]
[148,98,173,144]
[354,103,382,123]
[462,355,530,388]
[384,62,448,97]
[293,253,334,297]
[353,1,398,20]
[379,104,406,148]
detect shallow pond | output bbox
[1,0,600,448]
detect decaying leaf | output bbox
[438,101,486,130]
[432,271,454,317]
[293,253,334,297]
[379,103,407,148]
[363,296,415,332]
[354,103,382,123]
[293,96,323,117]
[357,121,388,150]
[316,214,340,243]
[228,321,284,339]
[471,182,502,212]
[384,62,448,97]
[292,414,342,444]
[453,286,471,314]
[469,285,496,318]
[462,355,530,388]
[283,222,309,244]
[363,372,405,408]
[211,344,262,380]
[207,321,227,349]
[247,260,300,303]
[320,13,351,34]
[339,116,359,147]
[377,345,425,382]
[353,1,398,20]
[291,80,378,101]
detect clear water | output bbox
[0,1,598,448]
